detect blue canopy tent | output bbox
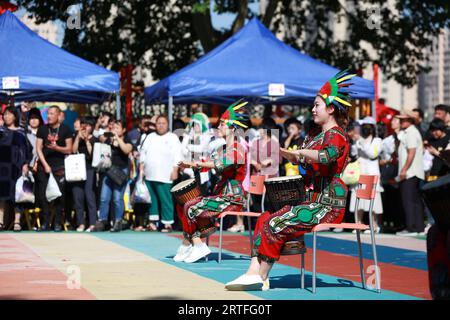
[0,11,120,107]
[145,18,374,127]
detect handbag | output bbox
[106,166,128,186]
[65,153,87,182]
[341,160,360,185]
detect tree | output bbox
[16,0,449,87]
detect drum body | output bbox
[264,175,305,212]
[171,178,202,205]
[421,174,450,232]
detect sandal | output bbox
[146,222,158,232]
[160,225,173,233]
[13,222,22,232]
[134,226,145,232]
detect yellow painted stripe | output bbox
[12,234,259,300]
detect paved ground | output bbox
[0,231,430,300]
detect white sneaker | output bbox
[333,228,344,233]
[424,224,432,234]
[173,244,193,262]
[225,274,264,291]
[183,243,211,263]
[262,278,270,291]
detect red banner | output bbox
[0,1,18,15]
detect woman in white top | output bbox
[139,115,183,232]
[180,113,212,182]
[349,117,383,233]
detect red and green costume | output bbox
[179,99,249,240]
[251,70,355,263]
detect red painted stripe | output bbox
[172,234,431,300]
[0,235,95,300]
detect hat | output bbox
[395,110,416,120]
[220,98,250,129]
[358,116,377,126]
[317,69,356,113]
[188,112,210,133]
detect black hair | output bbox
[429,118,447,132]
[101,111,114,119]
[81,116,96,127]
[28,108,44,127]
[48,105,62,113]
[260,117,278,138]
[284,117,302,132]
[113,119,127,130]
[3,106,20,127]
[412,108,424,119]
[435,104,450,114]
[377,122,387,139]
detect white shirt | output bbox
[140,132,182,183]
[398,125,424,180]
[355,136,383,192]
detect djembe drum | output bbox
[171,178,215,238]
[264,175,306,255]
[171,178,202,206]
[264,175,305,212]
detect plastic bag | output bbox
[131,179,151,204]
[15,173,35,203]
[46,173,62,201]
[341,160,360,185]
[65,154,87,182]
[92,143,112,170]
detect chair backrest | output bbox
[355,175,379,200]
[249,175,266,195]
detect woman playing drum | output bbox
[225,70,355,291]
[174,99,250,263]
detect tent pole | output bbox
[371,99,376,119]
[168,95,173,131]
[116,92,121,120]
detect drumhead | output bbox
[265,175,303,183]
[421,174,450,191]
[171,178,196,192]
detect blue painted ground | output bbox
[95,232,422,300]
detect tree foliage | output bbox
[16,0,449,87]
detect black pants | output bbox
[72,167,97,226]
[381,183,405,230]
[400,177,425,232]
[36,167,65,227]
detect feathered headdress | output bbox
[220,98,250,129]
[317,69,356,113]
[188,112,210,133]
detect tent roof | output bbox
[0,11,119,104]
[145,18,374,105]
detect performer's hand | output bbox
[177,161,194,169]
[261,159,272,168]
[280,148,299,164]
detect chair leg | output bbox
[247,215,253,252]
[368,201,381,293]
[218,216,224,263]
[312,231,317,294]
[356,230,366,289]
[301,253,305,290]
[205,236,209,262]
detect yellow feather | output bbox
[336,74,356,83]
[334,97,352,106]
[233,101,248,110]
[233,120,248,128]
